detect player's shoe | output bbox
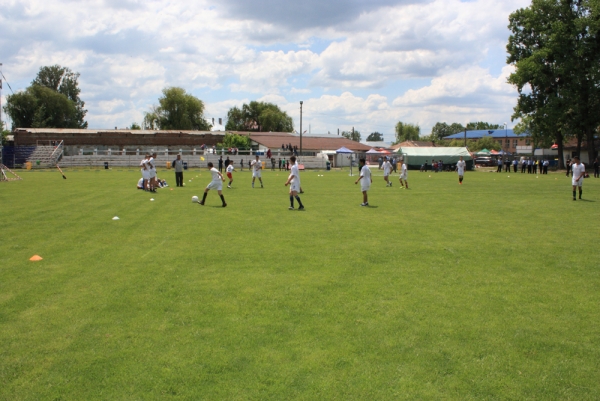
[298,206,305,211]
[573,198,576,201]
[261,184,264,188]
[360,202,369,206]
[227,185,231,188]
[389,182,392,187]
[199,202,204,206]
[289,206,294,210]
[222,203,227,207]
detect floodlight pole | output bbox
[504,122,507,158]
[299,101,303,160]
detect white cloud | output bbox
[0,0,530,134]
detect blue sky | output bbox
[0,0,530,141]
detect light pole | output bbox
[299,101,303,159]
[504,122,507,157]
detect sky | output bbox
[0,0,531,141]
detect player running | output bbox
[251,155,264,188]
[571,155,586,201]
[285,156,305,210]
[226,162,235,188]
[199,162,227,207]
[355,158,372,206]
[456,156,466,185]
[381,157,392,187]
[399,159,408,189]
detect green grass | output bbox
[1,167,599,400]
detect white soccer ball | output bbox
[192,196,199,203]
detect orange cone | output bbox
[29,255,43,261]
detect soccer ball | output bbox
[192,196,199,203]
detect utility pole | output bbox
[299,101,303,159]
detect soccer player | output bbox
[571,155,586,201]
[456,156,466,185]
[399,159,408,189]
[355,158,372,206]
[147,153,157,192]
[226,162,235,188]
[381,157,392,187]
[199,162,227,207]
[285,156,305,210]
[140,154,150,191]
[251,155,264,188]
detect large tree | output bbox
[225,101,293,132]
[466,122,502,130]
[144,87,211,131]
[507,0,600,166]
[394,122,420,144]
[430,122,465,141]
[341,130,361,142]
[4,65,88,129]
[366,132,384,141]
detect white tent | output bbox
[397,147,473,170]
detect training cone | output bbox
[29,255,43,261]
[112,216,120,220]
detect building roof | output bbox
[14,128,224,136]
[444,129,524,140]
[390,140,436,149]
[250,133,371,152]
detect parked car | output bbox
[474,157,494,166]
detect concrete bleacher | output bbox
[26,145,64,168]
[58,152,331,169]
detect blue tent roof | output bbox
[335,146,353,153]
[445,129,523,140]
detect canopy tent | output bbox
[335,146,356,175]
[497,150,512,156]
[396,147,473,170]
[476,148,491,156]
[366,148,381,154]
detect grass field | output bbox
[1,166,599,400]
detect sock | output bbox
[459,177,463,183]
[579,189,582,198]
[220,194,226,204]
[295,195,303,208]
[290,195,294,208]
[201,193,207,203]
[573,190,576,199]
[229,181,232,186]
[252,182,254,188]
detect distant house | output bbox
[444,129,532,154]
[390,140,436,151]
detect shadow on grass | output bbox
[578,199,596,202]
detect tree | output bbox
[507,0,600,166]
[143,87,211,131]
[466,122,501,130]
[341,130,361,142]
[366,132,384,141]
[430,122,464,140]
[394,122,420,144]
[225,101,293,132]
[469,136,502,152]
[3,65,87,129]
[130,122,141,130]
[218,133,251,149]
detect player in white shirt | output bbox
[251,155,264,188]
[381,157,393,187]
[398,159,408,189]
[226,163,235,188]
[456,156,466,185]
[146,153,157,192]
[284,156,305,210]
[199,162,227,207]
[571,155,586,200]
[140,154,150,191]
[355,158,372,206]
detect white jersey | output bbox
[400,163,408,178]
[382,161,392,175]
[147,157,155,170]
[289,163,300,185]
[252,159,262,171]
[226,164,235,173]
[360,165,372,190]
[210,167,221,182]
[456,160,466,175]
[572,163,585,185]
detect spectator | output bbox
[172,154,184,187]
